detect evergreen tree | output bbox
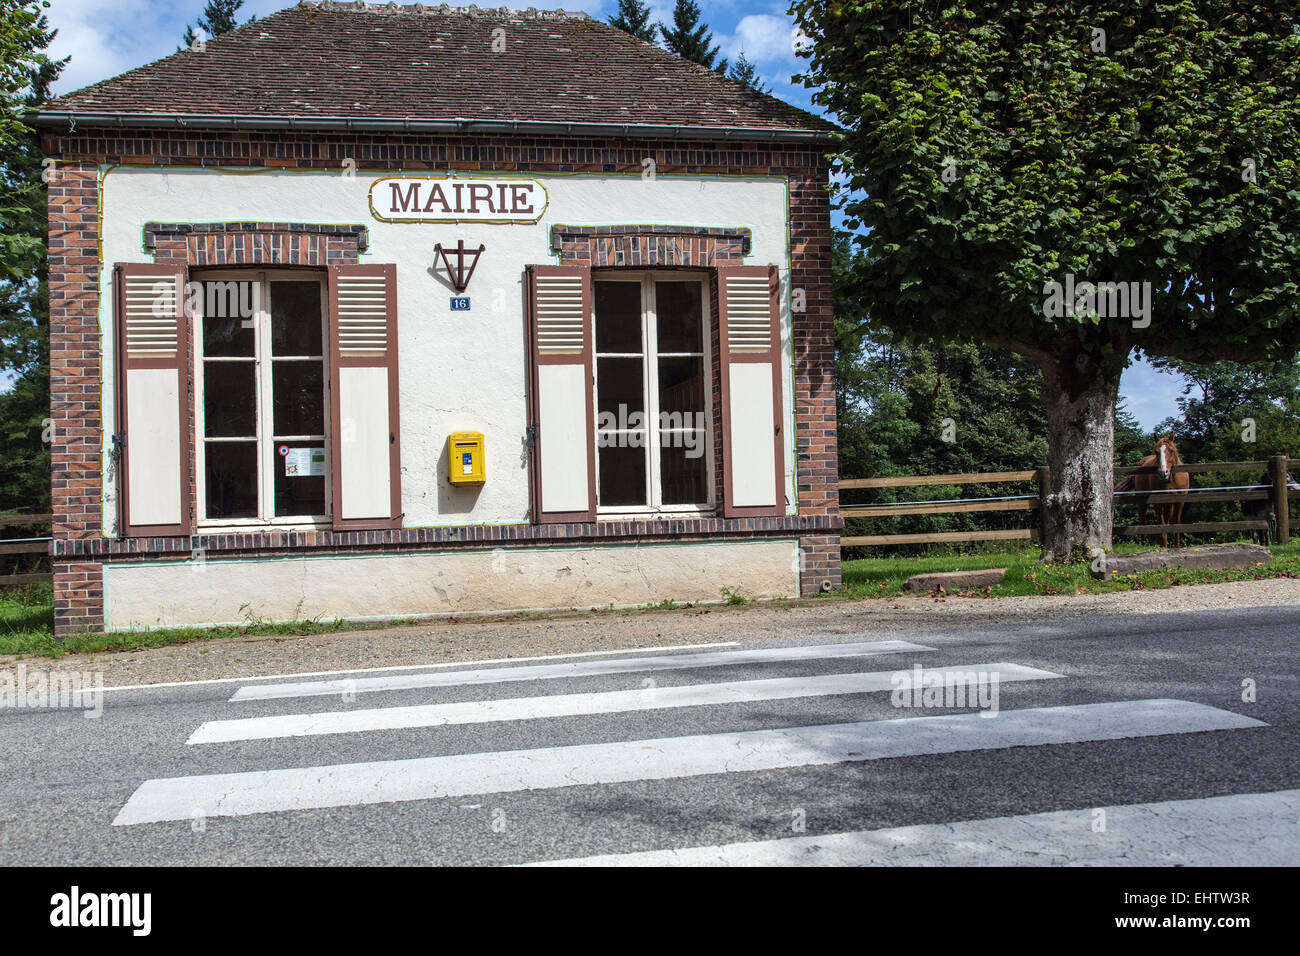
[727,53,768,94]
[659,0,726,74]
[608,0,655,42]
[1,1,65,516]
[180,0,247,51]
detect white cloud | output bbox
[48,0,297,94]
[723,13,799,64]
[48,0,162,92]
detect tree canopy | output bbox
[794,0,1300,558]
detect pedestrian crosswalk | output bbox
[111,638,1275,865]
[526,789,1300,867]
[187,662,1061,743]
[226,639,935,701]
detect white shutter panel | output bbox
[114,263,191,536]
[528,265,595,522]
[328,265,402,530]
[718,265,786,517]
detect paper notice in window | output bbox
[285,447,326,477]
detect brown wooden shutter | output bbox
[328,264,402,530]
[114,263,192,537]
[526,264,596,522]
[717,264,786,517]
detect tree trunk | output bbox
[1034,348,1121,562]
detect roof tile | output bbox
[44,2,833,136]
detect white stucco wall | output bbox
[97,166,796,532]
[103,539,800,631]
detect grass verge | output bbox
[0,585,407,659]
[842,540,1300,598]
[3,540,1297,659]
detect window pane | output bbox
[203,362,256,437]
[272,360,324,436]
[598,442,647,507]
[657,356,704,420]
[274,440,327,517]
[659,438,708,505]
[201,280,258,357]
[655,281,704,353]
[202,317,255,358]
[596,356,644,421]
[594,281,642,353]
[271,281,324,356]
[205,441,258,519]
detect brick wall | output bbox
[43,129,840,636]
[48,162,103,542]
[798,534,843,597]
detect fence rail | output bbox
[840,456,1294,549]
[0,513,51,588]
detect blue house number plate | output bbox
[450,296,471,311]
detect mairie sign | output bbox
[370,177,548,223]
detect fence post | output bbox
[1271,455,1290,546]
[1036,466,1050,550]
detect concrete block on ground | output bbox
[905,568,1008,593]
[1092,543,1272,580]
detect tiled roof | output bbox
[40,2,834,140]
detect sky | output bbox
[33,0,1188,430]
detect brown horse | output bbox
[1118,435,1190,547]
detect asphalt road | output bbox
[2,604,1297,866]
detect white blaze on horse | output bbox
[1116,435,1190,547]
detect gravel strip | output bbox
[8,578,1299,688]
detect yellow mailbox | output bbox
[448,431,485,485]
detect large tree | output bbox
[1,1,62,516]
[659,0,727,74]
[793,0,1300,560]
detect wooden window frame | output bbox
[192,269,332,531]
[592,270,716,517]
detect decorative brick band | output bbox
[143,221,369,267]
[52,513,844,562]
[551,224,751,268]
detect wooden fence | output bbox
[0,513,52,588]
[840,456,1296,549]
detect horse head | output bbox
[1154,434,1180,482]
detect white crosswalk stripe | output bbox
[109,638,1274,866]
[188,662,1062,744]
[226,639,935,701]
[113,698,1263,826]
[525,789,1300,867]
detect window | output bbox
[592,272,713,513]
[195,271,329,526]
